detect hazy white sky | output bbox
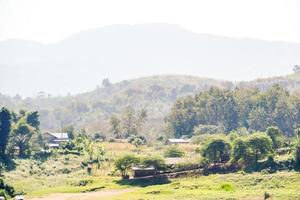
[0,0,300,43]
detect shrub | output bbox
[128,135,147,144]
[164,146,185,158]
[295,140,300,169]
[266,126,283,149]
[141,156,167,170]
[114,154,140,178]
[94,132,106,141]
[247,132,273,162]
[202,138,231,164]
[0,178,15,198]
[192,134,224,145]
[219,183,235,192]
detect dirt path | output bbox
[28,189,135,200]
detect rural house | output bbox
[44,132,70,148]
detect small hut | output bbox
[132,166,156,178]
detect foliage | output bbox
[11,118,35,158]
[167,85,298,138]
[114,155,140,178]
[247,133,273,162]
[0,107,11,158]
[193,124,223,135]
[202,138,231,164]
[294,140,300,169]
[141,156,167,170]
[164,146,185,158]
[26,111,40,129]
[110,116,122,139]
[63,126,75,140]
[128,135,147,147]
[93,132,106,141]
[266,126,283,149]
[0,178,15,198]
[109,107,147,139]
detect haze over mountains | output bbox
[1,23,300,97]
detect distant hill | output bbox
[240,72,300,92]
[2,73,300,137]
[1,23,300,96]
[0,75,232,133]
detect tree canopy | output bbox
[167,85,299,137]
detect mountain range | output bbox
[1,23,300,97]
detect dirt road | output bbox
[28,189,134,200]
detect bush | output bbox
[115,154,140,178]
[0,178,15,198]
[295,140,300,169]
[141,156,167,170]
[61,140,83,154]
[171,162,201,172]
[247,132,273,162]
[164,146,185,158]
[219,183,235,192]
[128,135,147,144]
[202,138,231,164]
[94,132,106,141]
[192,134,224,145]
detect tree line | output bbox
[166,84,300,138]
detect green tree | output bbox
[11,119,35,158]
[248,107,269,131]
[110,115,122,139]
[247,133,273,162]
[26,111,40,129]
[121,107,147,138]
[231,138,254,168]
[114,155,140,178]
[63,125,75,140]
[0,108,11,158]
[266,126,282,149]
[295,140,300,169]
[94,144,106,169]
[202,138,231,164]
[142,156,167,171]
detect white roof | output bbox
[48,143,60,147]
[132,166,155,170]
[47,132,69,139]
[168,138,190,143]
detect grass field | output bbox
[108,172,300,200]
[3,143,300,200]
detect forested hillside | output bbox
[0,75,231,133]
[2,72,300,137]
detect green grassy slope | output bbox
[110,172,300,200]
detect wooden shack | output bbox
[132,166,156,178]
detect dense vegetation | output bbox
[0,76,231,134]
[1,72,300,140]
[167,85,300,138]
